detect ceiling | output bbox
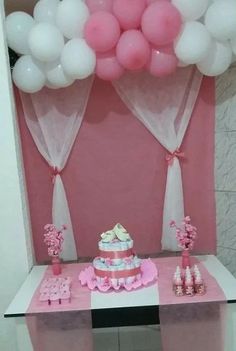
[4,0,38,15]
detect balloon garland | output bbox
[5,0,236,93]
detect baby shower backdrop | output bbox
[16,74,216,263]
[5,0,234,262]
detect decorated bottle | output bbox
[184,272,194,297]
[194,273,206,295]
[173,266,181,291]
[174,274,184,297]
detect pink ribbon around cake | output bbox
[99,248,133,259]
[94,266,141,279]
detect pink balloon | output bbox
[147,45,178,77]
[112,0,146,30]
[96,51,124,80]
[84,11,120,52]
[141,1,182,46]
[116,30,150,70]
[86,0,113,13]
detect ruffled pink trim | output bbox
[78,259,158,292]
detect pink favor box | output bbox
[39,277,72,305]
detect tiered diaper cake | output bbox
[93,223,141,288]
[79,223,157,292]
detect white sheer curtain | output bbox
[113,67,202,251]
[19,78,94,260]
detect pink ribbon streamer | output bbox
[94,266,141,279]
[99,248,133,259]
[165,148,185,166]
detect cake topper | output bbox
[101,223,131,242]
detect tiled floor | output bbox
[93,327,119,351]
[93,326,162,351]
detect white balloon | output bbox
[56,0,90,39]
[46,60,74,87]
[28,23,64,62]
[5,12,34,55]
[171,0,209,21]
[34,0,59,24]
[197,40,232,76]
[45,81,58,89]
[12,55,46,93]
[61,38,96,79]
[174,21,212,64]
[205,0,236,41]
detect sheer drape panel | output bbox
[19,78,94,260]
[113,68,202,251]
[26,311,93,351]
[159,302,226,351]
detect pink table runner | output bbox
[26,258,227,351]
[26,263,93,351]
[27,263,91,313]
[154,257,226,351]
[154,256,226,304]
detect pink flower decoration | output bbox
[79,266,94,286]
[43,224,66,258]
[170,216,197,251]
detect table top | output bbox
[5,255,236,320]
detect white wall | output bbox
[215,64,236,277]
[0,1,33,350]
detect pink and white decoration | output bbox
[44,224,66,257]
[5,0,236,92]
[79,258,158,292]
[27,263,94,351]
[39,277,72,304]
[25,257,227,351]
[170,216,197,251]
[19,79,94,260]
[43,223,66,274]
[113,66,202,250]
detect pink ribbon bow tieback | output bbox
[51,166,61,184]
[166,148,185,166]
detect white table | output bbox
[4,255,236,350]
[5,255,236,317]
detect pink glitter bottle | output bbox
[174,274,184,297]
[194,273,206,295]
[184,270,194,297]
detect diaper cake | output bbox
[93,223,141,288]
[79,223,158,292]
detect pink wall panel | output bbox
[16,76,215,263]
